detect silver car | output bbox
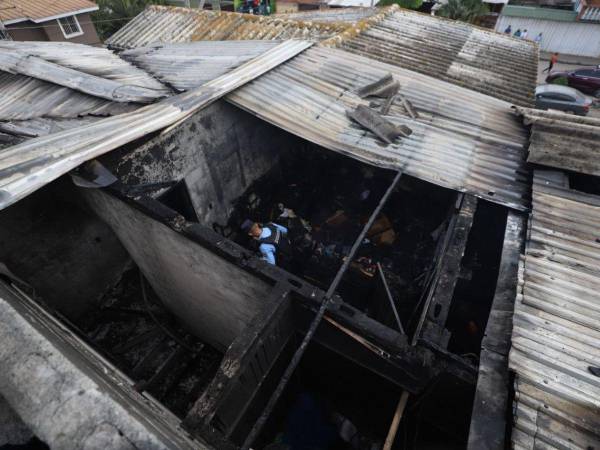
[535,84,593,116]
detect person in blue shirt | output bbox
[242,220,290,266]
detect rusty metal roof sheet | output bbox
[0,0,98,24]
[516,107,600,177]
[276,7,380,23]
[227,46,530,210]
[510,170,600,449]
[121,40,281,92]
[325,7,538,106]
[0,40,312,211]
[106,5,345,49]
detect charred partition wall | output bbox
[0,178,130,320]
[100,100,292,227]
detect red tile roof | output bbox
[0,0,98,24]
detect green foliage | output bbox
[378,0,423,10]
[551,76,569,86]
[437,0,488,23]
[93,0,166,41]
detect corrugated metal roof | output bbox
[0,41,170,97]
[121,41,281,91]
[276,7,380,23]
[0,40,312,211]
[0,73,136,121]
[516,107,600,177]
[106,5,345,49]
[227,46,531,210]
[510,170,600,450]
[0,117,103,138]
[0,41,170,122]
[327,0,380,7]
[326,8,538,106]
[0,0,98,24]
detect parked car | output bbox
[546,66,600,97]
[535,84,593,116]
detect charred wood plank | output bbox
[135,344,188,393]
[113,327,163,355]
[467,211,526,450]
[183,282,293,438]
[414,194,477,347]
[131,336,169,379]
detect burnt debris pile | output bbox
[81,267,223,418]
[226,146,455,334]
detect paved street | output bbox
[537,54,600,118]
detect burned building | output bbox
[0,6,598,450]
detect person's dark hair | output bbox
[241,219,254,233]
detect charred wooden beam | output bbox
[467,211,526,450]
[135,344,188,393]
[413,194,477,347]
[183,282,293,443]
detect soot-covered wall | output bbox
[82,189,272,351]
[101,100,291,227]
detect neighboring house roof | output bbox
[0,0,99,25]
[105,6,346,49]
[276,7,380,23]
[500,5,579,22]
[327,0,380,6]
[120,40,281,91]
[108,5,537,106]
[326,7,538,106]
[510,170,600,449]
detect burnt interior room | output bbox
[221,144,458,335]
[0,101,517,450]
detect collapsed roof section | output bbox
[105,5,347,50]
[0,40,312,210]
[0,41,171,138]
[0,39,531,212]
[0,5,538,211]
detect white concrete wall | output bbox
[495,16,600,57]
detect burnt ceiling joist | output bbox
[467,211,526,450]
[414,194,478,348]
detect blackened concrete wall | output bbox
[0,179,130,320]
[101,100,288,228]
